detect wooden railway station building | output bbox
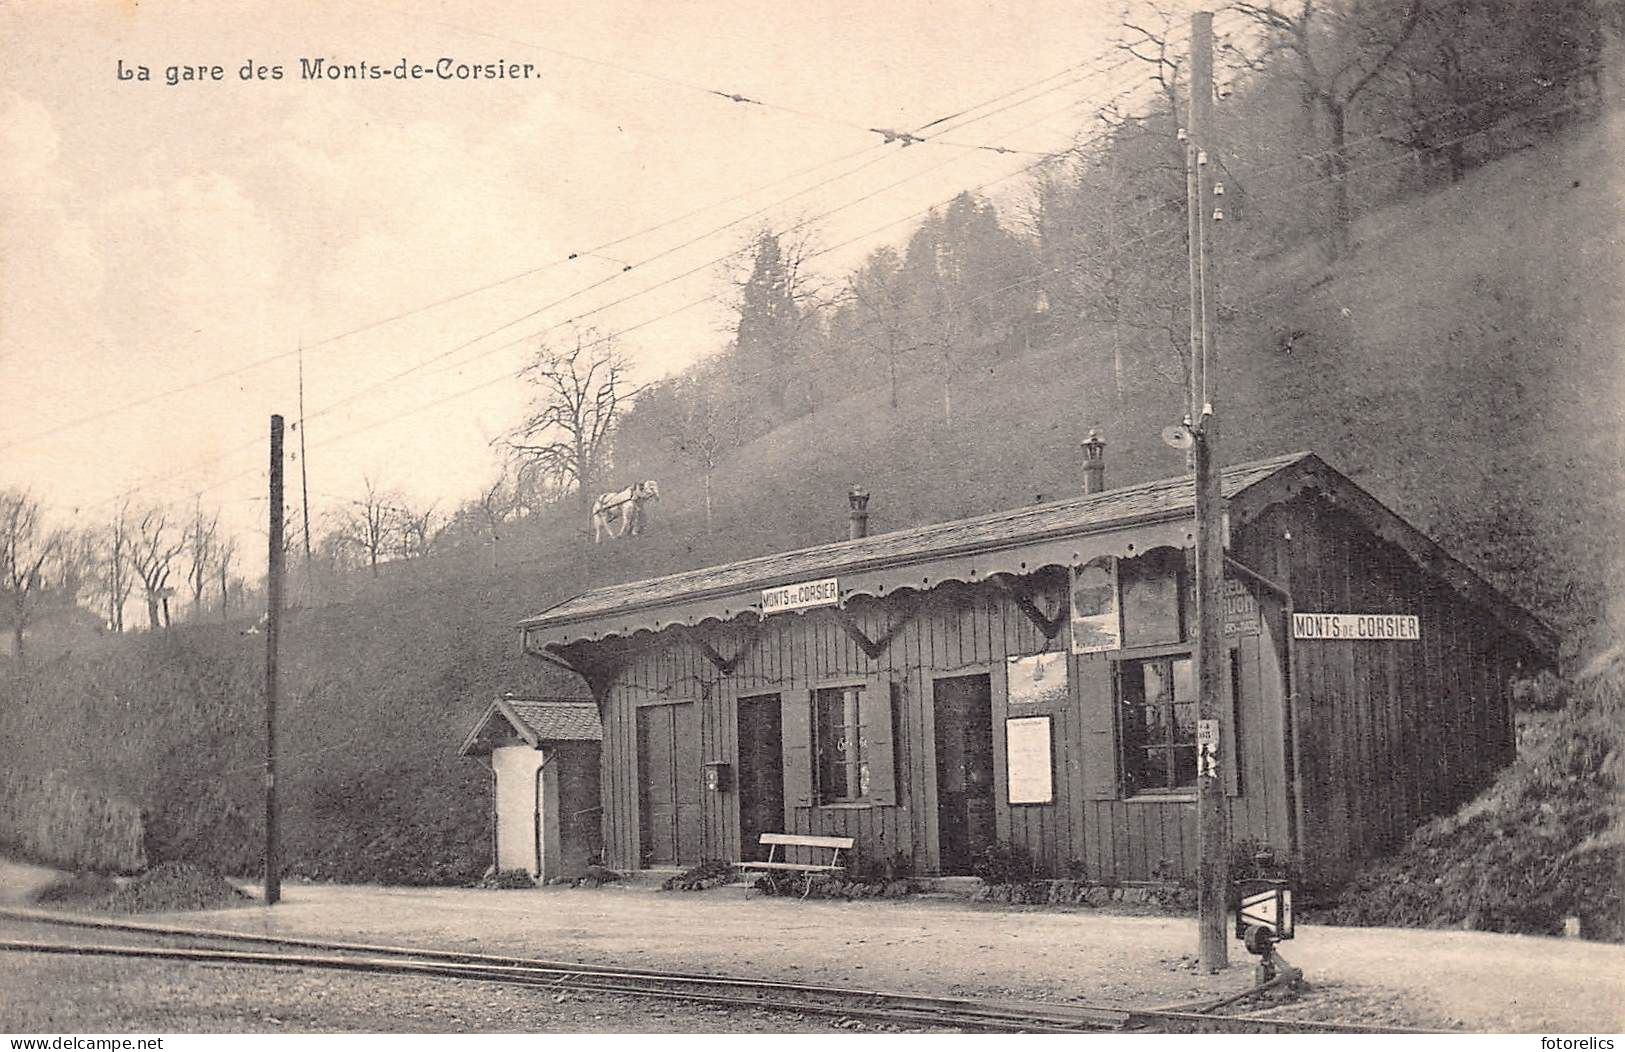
[517,451,1555,886]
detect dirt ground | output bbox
[0,948,890,1033]
[4,860,1619,1034]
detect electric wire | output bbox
[2,45,1148,457]
[50,19,1589,522]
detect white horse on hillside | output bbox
[592,480,660,542]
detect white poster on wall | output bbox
[1070,559,1121,653]
[1006,715,1054,805]
[1007,651,1068,708]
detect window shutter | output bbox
[782,690,814,809]
[1077,652,1119,800]
[1223,646,1242,797]
[860,680,897,805]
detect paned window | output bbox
[1118,654,1197,793]
[815,685,867,803]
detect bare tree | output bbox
[665,370,744,531]
[398,499,441,559]
[475,474,516,568]
[97,501,136,633]
[503,327,638,538]
[1030,129,1194,402]
[330,477,398,576]
[1117,4,1188,118]
[129,506,186,630]
[845,247,921,410]
[215,534,236,621]
[1229,0,1424,256]
[0,489,77,663]
[185,503,219,621]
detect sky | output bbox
[0,0,1196,548]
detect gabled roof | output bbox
[459,695,601,756]
[518,451,1555,659]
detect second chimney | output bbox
[848,486,871,539]
[1081,430,1106,494]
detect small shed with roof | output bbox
[460,695,603,882]
[517,450,1554,886]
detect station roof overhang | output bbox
[518,451,1557,664]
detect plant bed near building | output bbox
[751,873,920,900]
[967,843,1200,913]
[471,868,537,889]
[661,859,735,891]
[750,847,920,900]
[570,864,623,888]
[970,879,1198,911]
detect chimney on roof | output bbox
[848,486,871,540]
[1082,430,1107,494]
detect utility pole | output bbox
[297,344,313,564]
[1187,9,1229,972]
[265,414,284,906]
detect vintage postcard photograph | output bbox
[1,0,1621,1041]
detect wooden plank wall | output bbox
[590,558,1297,880]
[1264,496,1522,884]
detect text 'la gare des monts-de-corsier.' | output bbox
[117,57,539,86]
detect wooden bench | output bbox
[737,833,855,897]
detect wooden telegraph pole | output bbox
[297,344,313,564]
[1187,10,1230,971]
[265,414,284,906]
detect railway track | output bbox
[0,907,1436,1034]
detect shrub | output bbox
[844,846,914,883]
[32,871,118,907]
[1228,838,1297,884]
[1512,669,1568,712]
[661,858,735,891]
[970,840,1042,886]
[573,864,623,888]
[752,872,918,900]
[475,868,537,889]
[99,861,252,913]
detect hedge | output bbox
[0,768,146,874]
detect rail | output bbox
[0,906,1441,1034]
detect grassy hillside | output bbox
[2,112,1619,883]
[604,112,1622,651]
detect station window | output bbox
[815,685,866,803]
[1118,654,1197,794]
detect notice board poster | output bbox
[1007,651,1067,709]
[1070,559,1121,654]
[1223,577,1261,636]
[1006,715,1054,804]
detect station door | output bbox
[637,701,702,867]
[736,693,784,862]
[934,674,996,874]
